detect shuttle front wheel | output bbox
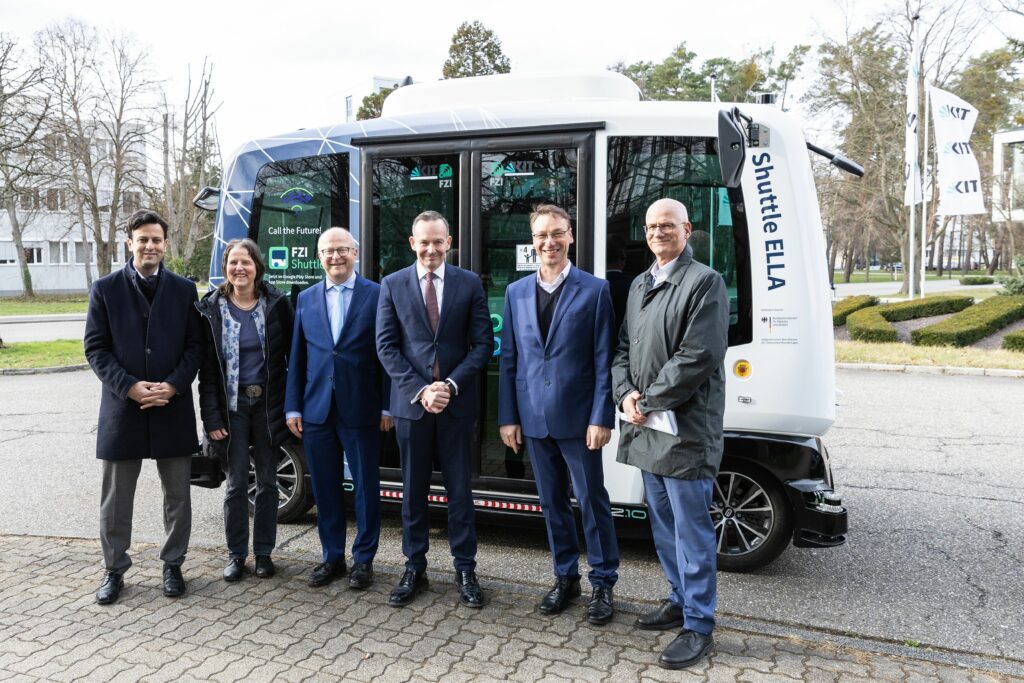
[712,461,792,572]
[248,442,314,523]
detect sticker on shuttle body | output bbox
[759,309,799,345]
[516,244,539,271]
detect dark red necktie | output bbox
[425,272,441,380]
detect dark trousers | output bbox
[303,404,381,565]
[525,436,620,588]
[394,412,476,572]
[100,456,191,574]
[643,472,717,635]
[223,392,277,559]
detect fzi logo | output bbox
[938,104,971,120]
[947,179,980,194]
[268,246,288,270]
[281,187,313,213]
[943,141,973,155]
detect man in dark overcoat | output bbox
[84,209,204,605]
[612,198,729,670]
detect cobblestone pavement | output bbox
[0,535,1019,683]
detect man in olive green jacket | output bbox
[611,198,728,670]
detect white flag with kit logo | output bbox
[904,39,922,206]
[929,86,985,215]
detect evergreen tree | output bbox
[442,21,511,79]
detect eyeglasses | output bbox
[643,222,685,234]
[531,229,570,242]
[320,247,353,257]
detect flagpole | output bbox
[907,15,919,298]
[920,67,930,299]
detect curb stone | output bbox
[836,362,1024,378]
[0,363,90,376]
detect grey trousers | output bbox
[100,456,192,574]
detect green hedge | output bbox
[847,295,975,344]
[912,296,1024,347]
[1003,330,1024,352]
[832,295,878,327]
[959,276,994,286]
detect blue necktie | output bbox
[332,285,348,343]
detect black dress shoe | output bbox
[659,630,714,669]
[455,570,484,608]
[223,558,245,582]
[636,599,684,631]
[95,571,123,605]
[388,569,428,607]
[586,586,614,625]
[538,577,581,615]
[254,556,275,579]
[162,564,185,598]
[348,562,373,590]
[308,561,346,587]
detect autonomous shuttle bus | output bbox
[196,71,848,571]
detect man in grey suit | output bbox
[612,198,729,670]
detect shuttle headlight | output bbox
[733,360,751,379]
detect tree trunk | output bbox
[842,242,855,283]
[1008,218,1019,275]
[4,200,34,297]
[936,228,945,278]
[962,220,974,276]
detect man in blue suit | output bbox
[376,210,492,608]
[285,227,392,590]
[498,204,620,625]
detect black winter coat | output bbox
[84,261,204,460]
[196,281,294,451]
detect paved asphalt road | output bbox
[0,315,86,344]
[0,368,1021,663]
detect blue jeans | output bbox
[224,391,278,559]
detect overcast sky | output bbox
[2,0,1015,159]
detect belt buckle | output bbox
[244,385,263,398]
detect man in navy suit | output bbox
[498,204,620,625]
[376,210,492,608]
[285,227,392,590]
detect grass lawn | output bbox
[0,295,89,316]
[834,270,1010,285]
[0,339,86,369]
[835,340,1024,370]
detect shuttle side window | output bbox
[606,136,752,346]
[249,154,349,294]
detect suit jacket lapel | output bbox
[518,277,543,349]
[316,280,334,344]
[337,277,366,345]
[435,265,460,340]
[545,266,580,349]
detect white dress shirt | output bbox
[649,254,680,288]
[537,260,572,293]
[416,261,445,313]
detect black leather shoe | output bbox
[162,564,185,598]
[308,561,346,587]
[223,558,245,582]
[586,586,614,625]
[538,577,581,615]
[636,599,684,631]
[254,556,275,579]
[388,569,428,607]
[95,572,123,605]
[659,630,714,669]
[455,570,484,608]
[348,562,373,590]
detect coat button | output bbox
[633,338,639,344]
[332,351,338,356]
[146,348,151,354]
[545,380,551,386]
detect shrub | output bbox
[998,257,1024,296]
[912,296,1024,347]
[832,295,878,327]
[847,295,974,344]
[1004,330,1024,352]
[959,276,994,286]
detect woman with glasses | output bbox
[197,238,294,581]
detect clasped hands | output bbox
[420,381,451,414]
[128,381,176,411]
[621,390,647,425]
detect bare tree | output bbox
[156,59,221,275]
[0,34,50,297]
[35,20,155,283]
